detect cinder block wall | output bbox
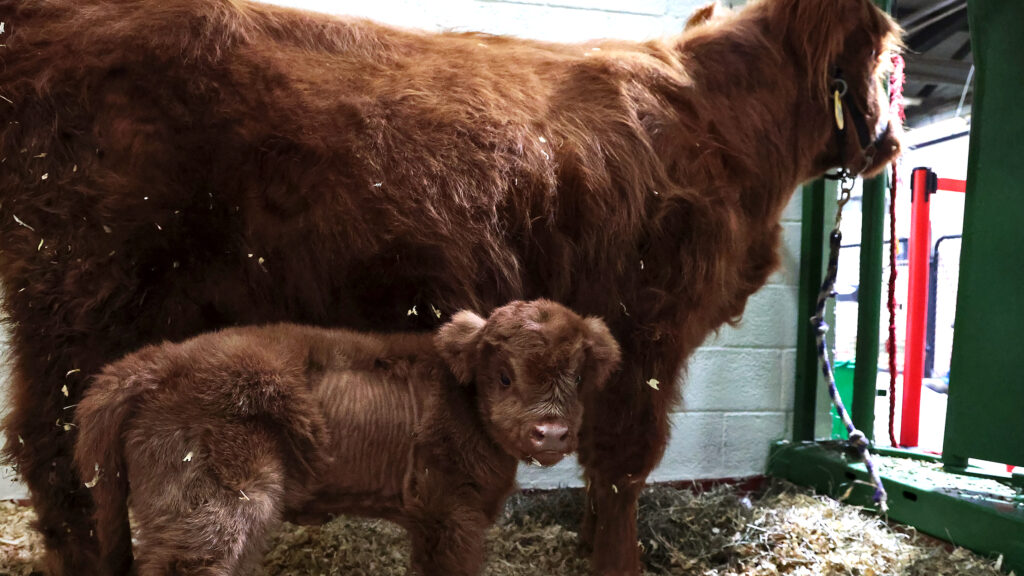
[264,0,744,42]
[0,313,22,499]
[0,0,799,498]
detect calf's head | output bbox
[437,300,621,467]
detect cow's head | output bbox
[436,299,620,467]
[775,0,904,178]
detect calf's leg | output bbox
[129,427,286,576]
[133,475,283,576]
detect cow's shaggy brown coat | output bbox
[73,300,620,576]
[0,0,900,573]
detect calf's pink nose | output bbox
[530,422,570,452]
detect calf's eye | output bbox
[575,374,582,386]
[500,373,512,388]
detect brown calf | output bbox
[73,300,620,576]
[0,0,900,573]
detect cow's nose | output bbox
[530,422,570,453]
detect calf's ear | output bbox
[582,317,622,389]
[436,311,487,385]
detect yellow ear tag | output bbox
[834,89,845,131]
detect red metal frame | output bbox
[900,169,966,447]
[937,178,967,193]
[901,168,934,446]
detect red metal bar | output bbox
[937,178,967,193]
[901,167,936,447]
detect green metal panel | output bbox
[852,174,888,441]
[831,361,856,438]
[848,0,891,441]
[792,176,888,442]
[944,0,1024,468]
[793,181,838,441]
[769,442,1024,574]
[793,181,827,441]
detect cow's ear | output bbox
[772,0,863,97]
[582,317,621,390]
[436,311,486,385]
[684,2,722,30]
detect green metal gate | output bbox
[770,1,1024,572]
[942,0,1024,471]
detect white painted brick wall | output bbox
[0,0,795,499]
[260,0,715,42]
[662,199,802,485]
[0,321,20,500]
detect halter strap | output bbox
[824,68,889,178]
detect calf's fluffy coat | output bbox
[74,300,621,576]
[0,0,901,573]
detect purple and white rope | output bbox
[810,180,889,513]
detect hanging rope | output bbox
[886,166,899,448]
[886,54,906,448]
[812,176,889,512]
[812,53,907,510]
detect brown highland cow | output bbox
[0,0,900,573]
[74,299,620,575]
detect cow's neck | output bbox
[671,13,831,223]
[630,27,834,345]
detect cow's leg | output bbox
[407,508,489,576]
[577,357,672,576]
[581,474,647,576]
[3,366,103,575]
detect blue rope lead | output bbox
[811,179,889,513]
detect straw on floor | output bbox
[0,480,1010,575]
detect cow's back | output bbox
[0,0,682,351]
